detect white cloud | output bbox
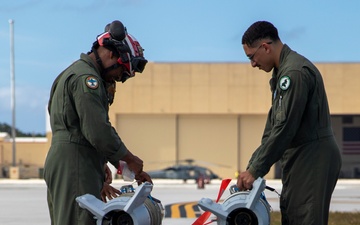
[0,87,11,111]
[16,85,49,109]
[0,85,49,133]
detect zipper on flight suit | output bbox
[275,93,286,123]
[279,95,283,107]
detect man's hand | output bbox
[236,170,256,191]
[101,182,121,202]
[121,151,153,185]
[104,164,113,184]
[121,151,143,175]
[135,171,153,185]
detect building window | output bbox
[342,116,353,124]
[343,127,360,155]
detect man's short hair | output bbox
[242,21,280,47]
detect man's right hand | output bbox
[236,170,256,191]
[121,151,144,176]
[135,171,153,185]
[121,151,153,184]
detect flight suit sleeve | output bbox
[247,108,272,170]
[70,74,128,165]
[248,69,312,178]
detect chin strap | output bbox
[106,81,116,105]
[92,46,105,72]
[102,63,122,75]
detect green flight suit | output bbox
[247,45,341,225]
[44,53,128,225]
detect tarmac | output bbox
[0,178,359,225]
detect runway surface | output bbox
[0,178,359,225]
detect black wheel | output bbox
[106,211,134,225]
[227,208,258,225]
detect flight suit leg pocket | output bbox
[287,202,315,225]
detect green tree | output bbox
[0,122,45,137]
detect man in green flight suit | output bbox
[236,21,341,225]
[44,20,151,225]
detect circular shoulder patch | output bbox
[85,76,99,89]
[279,76,291,91]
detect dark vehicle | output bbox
[147,159,222,183]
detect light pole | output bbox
[9,19,16,167]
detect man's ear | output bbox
[264,42,272,53]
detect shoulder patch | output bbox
[85,76,99,89]
[279,76,291,91]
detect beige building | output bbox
[1,62,360,179]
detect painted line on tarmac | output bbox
[164,201,203,218]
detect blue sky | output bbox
[1,0,360,134]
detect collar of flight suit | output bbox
[80,53,102,78]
